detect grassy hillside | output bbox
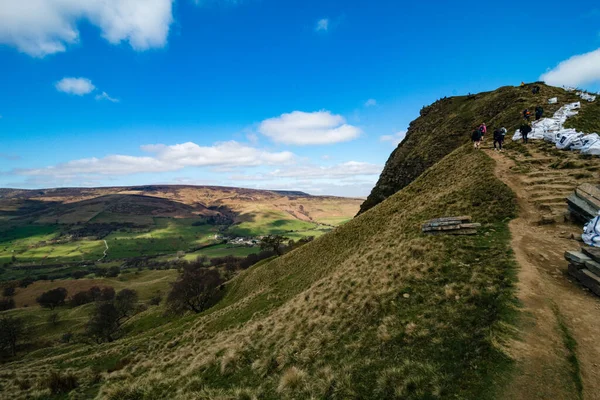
[359,83,581,214]
[0,144,518,399]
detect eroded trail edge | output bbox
[487,145,600,400]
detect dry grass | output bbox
[0,146,518,399]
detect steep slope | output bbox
[359,83,578,214]
[1,145,518,399]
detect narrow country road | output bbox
[98,240,108,262]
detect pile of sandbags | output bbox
[577,91,597,102]
[567,183,600,223]
[513,102,582,142]
[421,216,481,235]
[565,248,600,296]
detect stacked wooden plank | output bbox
[568,183,600,223]
[565,247,600,296]
[422,216,481,235]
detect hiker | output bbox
[520,82,526,87]
[532,85,540,95]
[478,123,487,137]
[472,127,483,149]
[493,127,507,151]
[523,108,531,121]
[520,122,532,144]
[535,106,543,120]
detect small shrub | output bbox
[61,332,73,343]
[46,371,78,395]
[47,313,60,326]
[2,286,15,297]
[0,298,15,311]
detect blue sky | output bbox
[1,0,600,197]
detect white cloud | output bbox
[380,130,407,146]
[315,18,329,32]
[541,48,600,87]
[15,141,296,179]
[229,161,382,182]
[95,91,120,103]
[55,77,96,95]
[0,0,174,57]
[246,133,259,145]
[259,111,362,145]
[141,141,295,167]
[365,99,377,107]
[269,161,382,179]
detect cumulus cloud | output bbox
[380,130,407,146]
[540,48,600,87]
[315,18,329,32]
[269,161,382,179]
[55,77,96,95]
[95,91,119,103]
[15,141,295,179]
[259,111,362,145]
[230,161,382,182]
[365,99,377,107]
[0,0,174,57]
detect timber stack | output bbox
[565,247,600,296]
[568,183,600,223]
[421,216,481,235]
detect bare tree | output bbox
[0,316,26,356]
[86,289,139,343]
[259,235,288,256]
[167,266,224,314]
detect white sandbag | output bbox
[556,132,583,150]
[512,130,522,141]
[583,213,600,247]
[577,92,596,102]
[583,142,600,156]
[571,134,600,151]
[548,97,558,104]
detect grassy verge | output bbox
[552,304,584,400]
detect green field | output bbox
[182,244,261,260]
[226,210,317,236]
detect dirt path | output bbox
[486,144,600,400]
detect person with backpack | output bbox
[493,127,507,151]
[478,123,487,137]
[472,127,483,149]
[523,108,531,121]
[520,122,532,144]
[535,106,543,120]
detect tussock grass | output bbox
[0,146,518,399]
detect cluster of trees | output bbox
[70,286,115,307]
[64,222,139,239]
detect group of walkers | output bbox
[471,123,507,151]
[471,104,542,149]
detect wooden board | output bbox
[582,246,600,263]
[568,194,597,221]
[564,251,591,265]
[577,183,600,204]
[424,216,471,224]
